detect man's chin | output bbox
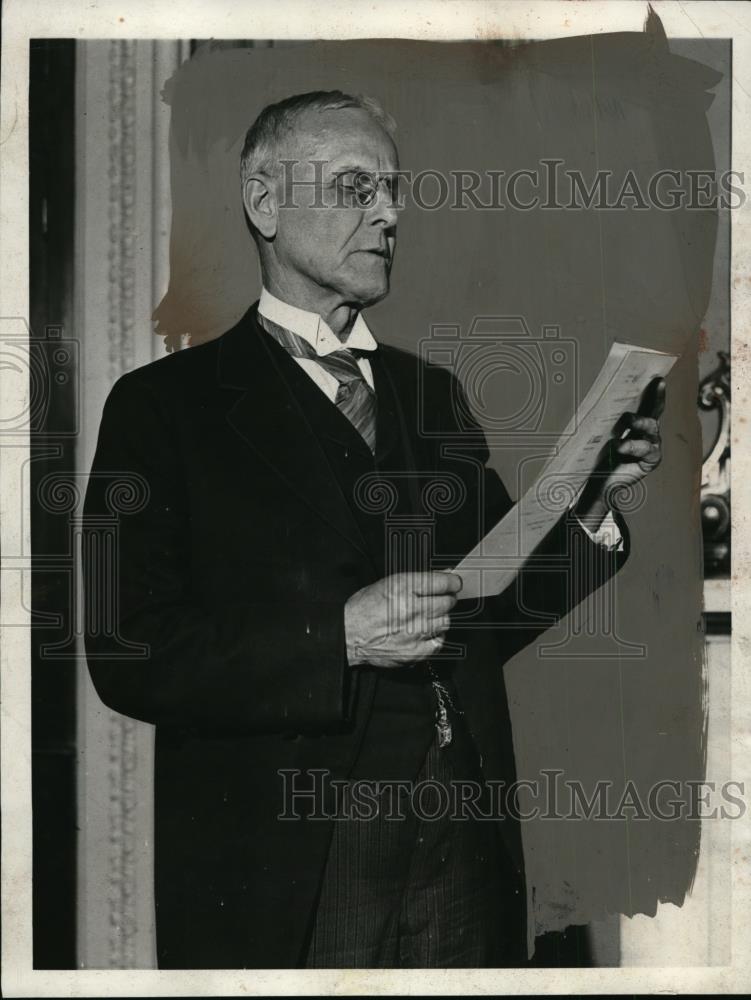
[348,278,391,310]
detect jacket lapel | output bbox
[217,305,374,562]
[370,350,401,464]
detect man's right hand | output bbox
[344,571,463,668]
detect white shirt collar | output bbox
[258,288,377,357]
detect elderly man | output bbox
[84,90,664,969]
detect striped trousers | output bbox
[303,729,526,968]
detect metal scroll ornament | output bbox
[699,351,730,577]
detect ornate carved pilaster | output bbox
[75,38,189,970]
[106,40,138,384]
[102,41,140,968]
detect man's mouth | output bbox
[360,247,391,260]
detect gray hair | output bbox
[239,90,397,184]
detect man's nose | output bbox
[366,184,399,229]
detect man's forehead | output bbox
[281,107,398,169]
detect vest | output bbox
[261,331,476,782]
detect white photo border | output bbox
[1,1,749,995]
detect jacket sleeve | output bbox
[441,370,630,662]
[489,492,631,664]
[82,372,351,735]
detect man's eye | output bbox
[333,173,377,207]
[354,187,377,208]
[334,178,358,202]
[355,174,378,204]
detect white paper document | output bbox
[454,341,679,600]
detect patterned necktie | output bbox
[258,312,377,454]
[259,313,459,748]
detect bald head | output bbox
[240,90,397,184]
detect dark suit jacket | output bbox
[83,303,629,968]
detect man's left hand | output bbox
[574,376,666,527]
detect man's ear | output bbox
[242,174,278,239]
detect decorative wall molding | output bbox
[103,41,140,968]
[106,40,138,384]
[75,38,190,970]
